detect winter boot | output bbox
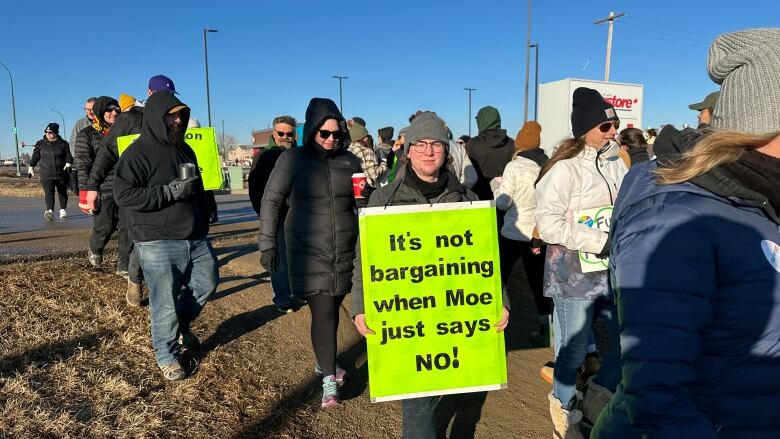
[548,392,584,439]
[581,376,614,423]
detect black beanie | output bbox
[570,87,618,138]
[45,123,59,134]
[378,126,394,142]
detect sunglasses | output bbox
[105,106,120,113]
[317,129,343,140]
[598,120,620,133]
[275,131,295,138]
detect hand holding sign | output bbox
[354,314,375,336]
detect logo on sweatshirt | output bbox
[762,240,780,273]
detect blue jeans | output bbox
[135,238,219,367]
[402,396,439,439]
[271,214,292,308]
[552,295,621,409]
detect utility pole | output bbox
[530,43,540,121]
[464,88,476,137]
[203,28,219,127]
[332,75,348,114]
[523,0,532,122]
[594,11,624,82]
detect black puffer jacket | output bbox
[465,128,515,200]
[30,136,73,180]
[258,98,361,297]
[74,96,116,192]
[87,106,143,197]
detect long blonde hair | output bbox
[656,130,778,184]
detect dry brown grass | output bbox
[0,253,309,439]
[0,175,44,197]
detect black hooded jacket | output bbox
[30,135,73,180]
[74,96,116,191]
[258,98,362,296]
[87,106,143,196]
[113,92,209,242]
[465,128,515,200]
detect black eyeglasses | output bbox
[105,106,120,113]
[410,140,447,153]
[318,129,343,140]
[598,121,620,133]
[276,131,295,138]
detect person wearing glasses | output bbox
[249,115,298,313]
[29,123,73,220]
[74,96,122,269]
[259,98,362,408]
[351,112,509,438]
[69,97,97,194]
[534,87,628,438]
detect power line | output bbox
[622,15,714,39]
[615,23,710,49]
[620,19,710,45]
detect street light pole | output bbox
[464,88,476,137]
[0,61,21,176]
[332,75,348,114]
[530,43,540,121]
[203,28,219,127]
[523,0,532,122]
[49,108,65,137]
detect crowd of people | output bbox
[23,27,780,438]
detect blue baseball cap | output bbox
[148,74,178,94]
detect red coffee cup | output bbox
[352,173,367,198]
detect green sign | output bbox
[359,201,507,402]
[116,127,223,190]
[11,127,17,134]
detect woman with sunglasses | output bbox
[259,97,362,408]
[534,87,628,438]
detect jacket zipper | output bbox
[324,155,338,292]
[595,145,615,204]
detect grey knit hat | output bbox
[708,28,780,134]
[403,112,450,154]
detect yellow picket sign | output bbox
[116,127,223,190]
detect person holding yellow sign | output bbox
[352,112,509,439]
[534,87,628,437]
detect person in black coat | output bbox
[464,106,515,201]
[29,123,73,220]
[258,97,361,408]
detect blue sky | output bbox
[1,0,778,159]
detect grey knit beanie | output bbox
[403,112,450,154]
[708,28,780,134]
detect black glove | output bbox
[596,235,611,259]
[386,149,396,170]
[163,176,199,202]
[356,184,375,208]
[260,248,279,273]
[530,237,545,249]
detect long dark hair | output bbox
[534,137,586,186]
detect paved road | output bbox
[0,194,258,260]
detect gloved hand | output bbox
[63,163,72,171]
[27,166,34,178]
[78,190,91,214]
[596,235,611,259]
[260,248,279,273]
[163,176,199,202]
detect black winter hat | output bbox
[45,123,59,134]
[570,87,618,138]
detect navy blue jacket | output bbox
[592,158,780,438]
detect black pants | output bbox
[41,178,68,211]
[307,293,346,377]
[498,236,551,317]
[89,196,130,270]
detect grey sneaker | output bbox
[88,251,102,268]
[59,208,67,219]
[315,363,347,386]
[126,279,142,307]
[160,361,186,381]
[44,209,53,221]
[321,375,340,408]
